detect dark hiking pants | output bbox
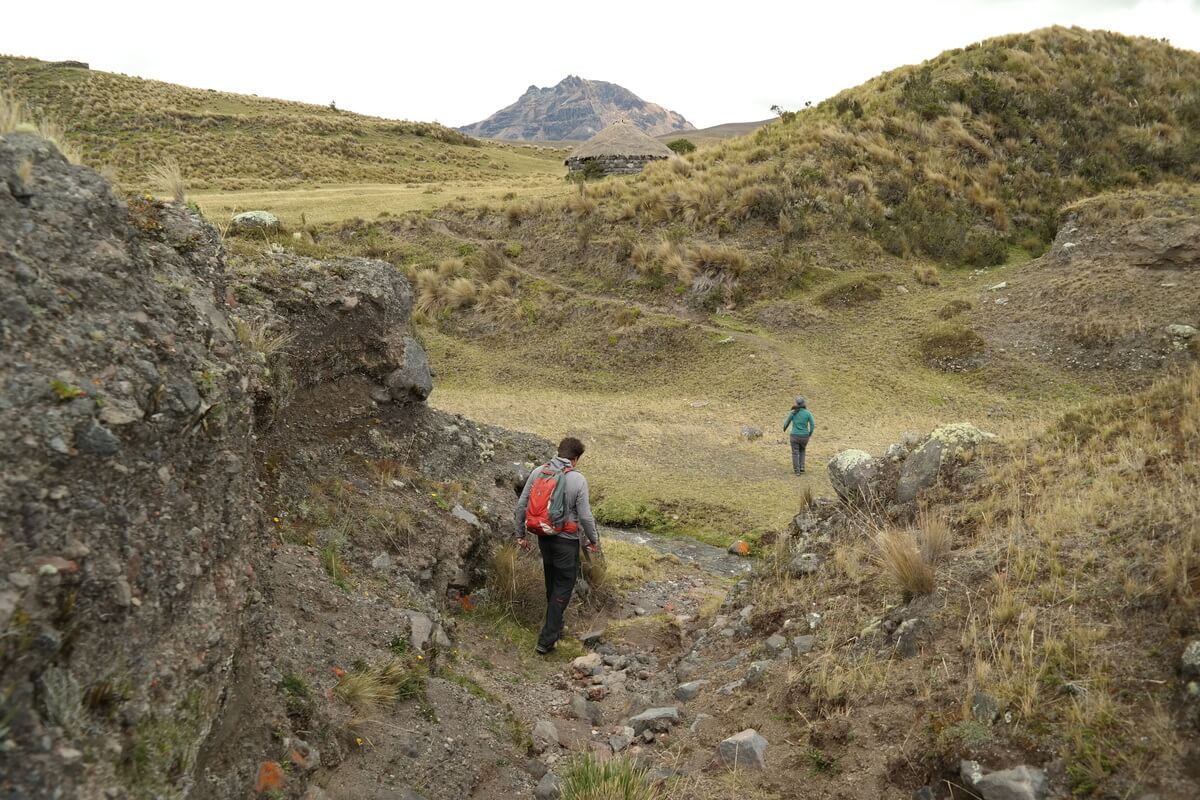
[538,534,581,650]
[790,434,810,474]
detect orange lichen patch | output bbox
[254,761,285,793]
[331,666,346,678]
[731,541,751,556]
[459,593,476,612]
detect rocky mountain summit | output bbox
[459,76,694,141]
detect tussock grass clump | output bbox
[560,754,656,800]
[488,543,547,628]
[873,528,935,599]
[148,156,186,204]
[912,265,940,286]
[936,299,972,320]
[815,273,887,308]
[919,322,985,364]
[335,658,426,718]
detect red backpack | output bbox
[525,462,578,536]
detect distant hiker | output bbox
[515,437,600,654]
[783,397,815,474]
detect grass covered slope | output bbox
[0,55,564,191]
[524,27,1199,300]
[711,366,1200,799]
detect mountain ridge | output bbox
[459,75,694,141]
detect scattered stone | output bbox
[629,707,679,735]
[961,760,985,788]
[912,788,935,800]
[893,618,927,658]
[787,552,821,577]
[76,422,120,457]
[975,765,1048,800]
[532,720,559,753]
[431,624,452,649]
[406,612,433,652]
[717,679,744,695]
[689,400,709,408]
[572,653,603,676]
[744,660,773,687]
[690,713,714,734]
[231,210,280,232]
[675,680,709,701]
[717,336,735,344]
[571,694,603,725]
[717,729,768,770]
[534,772,561,800]
[739,426,763,441]
[1166,324,1197,339]
[450,504,482,528]
[370,553,393,571]
[1181,639,1200,681]
[764,634,788,656]
[988,281,1008,291]
[633,606,647,616]
[581,627,606,646]
[971,692,1005,724]
[609,732,632,753]
[792,635,816,655]
[641,729,655,743]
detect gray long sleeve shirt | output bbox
[514,456,599,545]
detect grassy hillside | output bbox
[0,55,565,192]
[509,27,1198,299]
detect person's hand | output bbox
[585,542,600,554]
[517,537,531,551]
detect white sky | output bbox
[2,1,1198,130]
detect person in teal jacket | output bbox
[783,397,815,474]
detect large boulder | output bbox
[231,209,280,232]
[827,449,881,503]
[896,423,995,503]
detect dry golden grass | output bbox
[873,527,935,598]
[148,157,186,204]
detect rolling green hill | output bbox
[0,55,564,191]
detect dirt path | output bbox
[444,526,744,798]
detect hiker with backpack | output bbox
[783,396,815,474]
[515,436,600,654]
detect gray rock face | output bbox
[896,423,995,503]
[407,611,433,651]
[230,210,280,232]
[1182,639,1200,680]
[387,335,433,402]
[458,75,694,141]
[744,660,773,687]
[764,634,788,656]
[827,449,880,503]
[0,134,262,800]
[675,680,708,701]
[629,706,679,735]
[450,504,482,529]
[717,729,768,769]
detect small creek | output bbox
[599,525,752,578]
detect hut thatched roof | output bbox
[565,120,674,161]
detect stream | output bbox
[599,525,752,578]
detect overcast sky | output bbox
[3,1,1199,130]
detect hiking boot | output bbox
[535,644,554,655]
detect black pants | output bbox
[791,434,810,473]
[537,535,580,649]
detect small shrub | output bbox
[912,265,941,286]
[335,658,425,717]
[919,322,985,365]
[666,138,696,154]
[936,299,972,320]
[816,274,886,308]
[502,242,523,259]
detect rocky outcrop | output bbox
[827,424,995,508]
[459,75,693,141]
[0,133,260,799]
[0,135,548,800]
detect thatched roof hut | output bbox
[564,121,673,175]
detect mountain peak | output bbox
[460,77,693,141]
